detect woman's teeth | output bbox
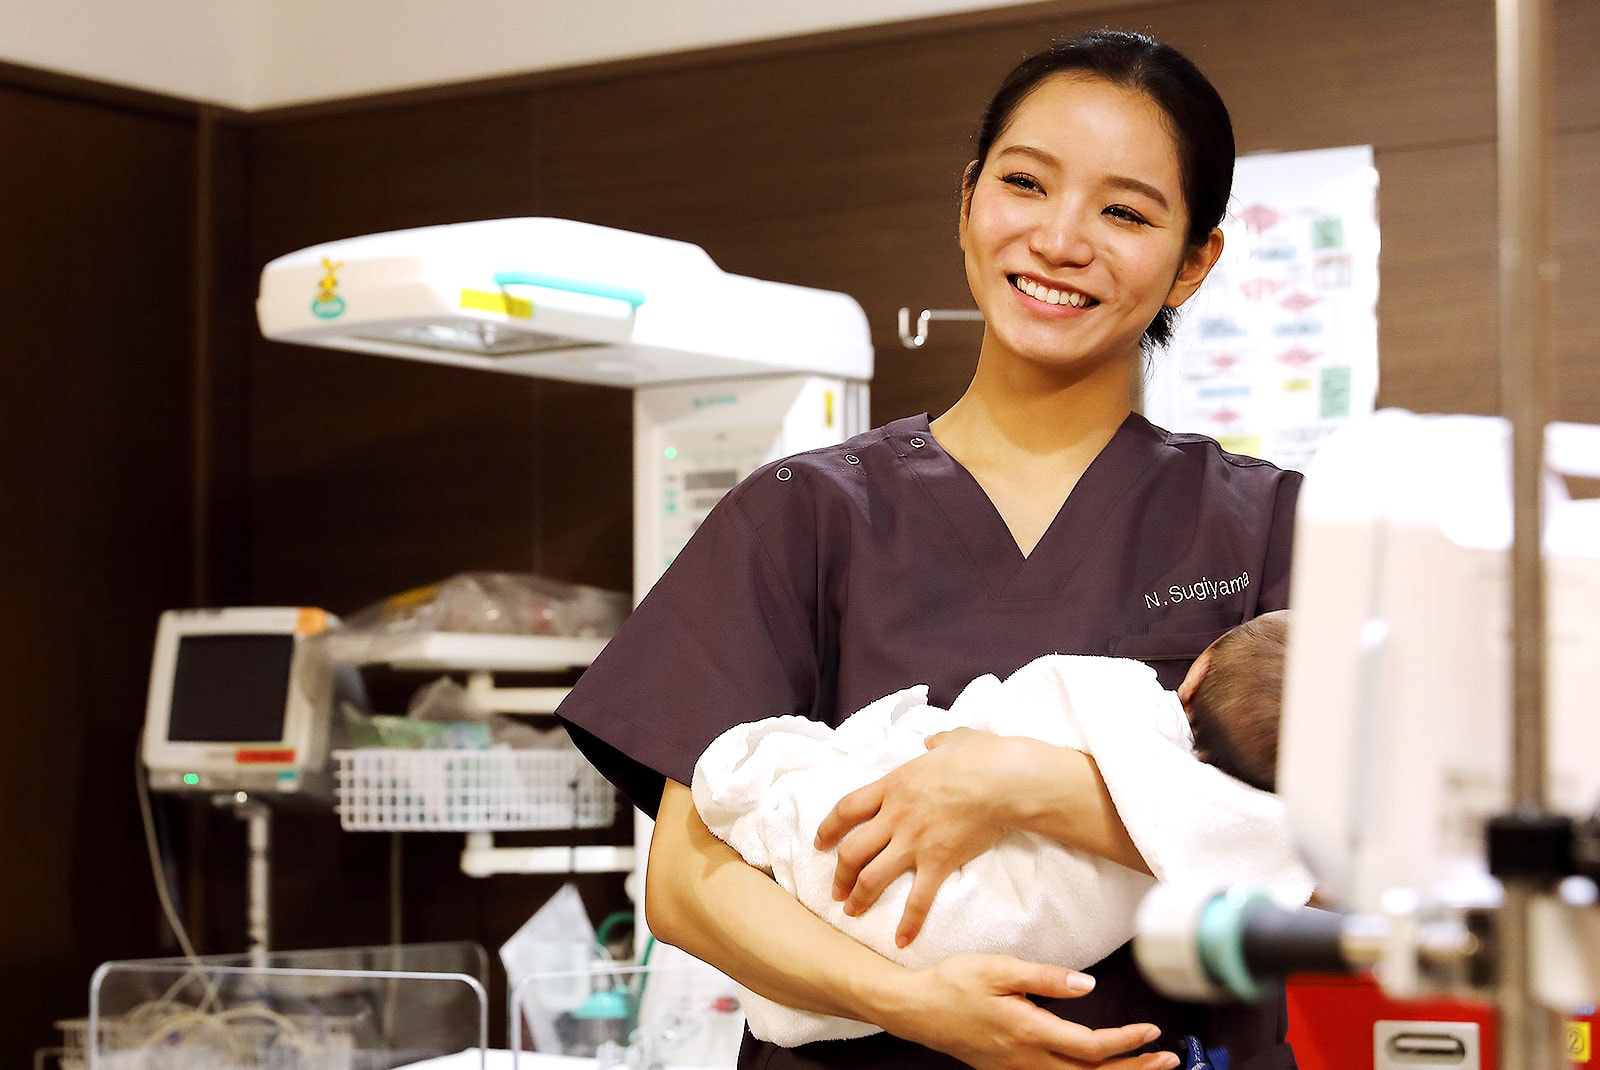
[1015,276,1094,308]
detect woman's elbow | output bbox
[643,786,706,947]
[643,853,691,946]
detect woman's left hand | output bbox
[814,727,1034,948]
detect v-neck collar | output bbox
[888,412,1163,598]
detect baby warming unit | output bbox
[257,218,875,1056]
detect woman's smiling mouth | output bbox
[1010,274,1099,309]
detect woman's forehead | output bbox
[1004,71,1171,137]
[992,74,1184,189]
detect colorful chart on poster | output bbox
[1143,145,1380,472]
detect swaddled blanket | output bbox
[691,653,1315,1046]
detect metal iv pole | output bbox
[1494,0,1567,1065]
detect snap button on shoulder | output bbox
[775,466,793,482]
[909,437,925,449]
[845,455,860,465]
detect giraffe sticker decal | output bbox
[310,258,346,319]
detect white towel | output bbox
[691,654,1316,1046]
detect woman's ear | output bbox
[1164,227,1225,310]
[958,160,980,248]
[1177,648,1213,707]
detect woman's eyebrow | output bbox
[1105,175,1170,210]
[994,144,1060,168]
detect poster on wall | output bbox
[1142,144,1380,473]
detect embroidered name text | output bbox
[1144,570,1250,610]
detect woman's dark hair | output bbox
[966,29,1235,348]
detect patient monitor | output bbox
[1277,410,1600,912]
[141,606,349,799]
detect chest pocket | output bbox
[1109,626,1230,690]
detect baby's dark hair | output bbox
[1187,610,1290,792]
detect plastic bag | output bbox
[502,883,599,1053]
[344,572,629,638]
[406,676,490,722]
[337,709,492,749]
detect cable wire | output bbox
[135,730,201,962]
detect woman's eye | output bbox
[1104,205,1150,225]
[1001,173,1043,193]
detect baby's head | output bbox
[1178,610,1291,792]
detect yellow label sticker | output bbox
[1283,378,1313,393]
[460,288,533,319]
[825,390,835,428]
[1567,1021,1591,1062]
[1217,434,1262,458]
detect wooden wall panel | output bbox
[1165,0,1498,151]
[1373,127,1600,421]
[0,80,201,1059]
[1554,128,1600,422]
[1371,140,1501,416]
[197,112,259,608]
[249,93,544,260]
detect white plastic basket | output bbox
[333,748,617,831]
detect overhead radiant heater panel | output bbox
[257,217,873,387]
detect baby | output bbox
[692,611,1306,1045]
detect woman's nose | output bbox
[1031,205,1094,266]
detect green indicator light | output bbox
[663,446,678,460]
[183,773,200,786]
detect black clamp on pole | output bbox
[1486,811,1576,882]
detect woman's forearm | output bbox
[646,779,915,1024]
[1004,738,1151,875]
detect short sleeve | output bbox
[556,478,822,817]
[1256,469,1303,614]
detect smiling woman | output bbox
[559,28,1305,1070]
[958,77,1218,378]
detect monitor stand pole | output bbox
[214,792,272,969]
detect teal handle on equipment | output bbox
[493,271,647,309]
[1195,886,1271,1002]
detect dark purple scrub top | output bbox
[558,412,1303,1070]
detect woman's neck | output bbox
[931,347,1134,468]
[929,347,1136,557]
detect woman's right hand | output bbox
[817,732,1150,947]
[886,954,1178,1070]
[816,728,1026,943]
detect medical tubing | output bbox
[492,271,647,309]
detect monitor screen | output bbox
[167,633,295,744]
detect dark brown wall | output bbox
[5,0,1599,1058]
[0,68,247,1056]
